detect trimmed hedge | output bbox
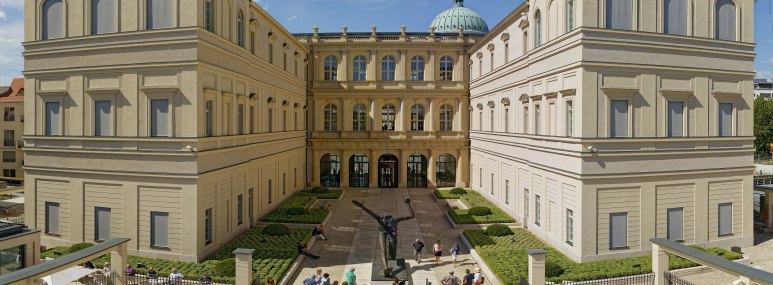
[261,189,342,223]
[213,258,236,277]
[435,189,515,224]
[69,243,94,253]
[485,224,513,236]
[310,186,330,194]
[449,188,468,195]
[545,261,564,278]
[262,224,291,236]
[468,206,492,216]
[464,228,743,283]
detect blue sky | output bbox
[0,0,771,85]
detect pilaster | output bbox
[312,150,321,187]
[340,50,348,82]
[341,150,351,189]
[428,51,436,81]
[399,150,408,188]
[369,150,379,188]
[397,50,407,81]
[428,98,436,132]
[428,149,437,188]
[367,49,377,81]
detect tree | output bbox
[754,97,773,155]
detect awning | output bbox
[41,266,98,285]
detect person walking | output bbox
[169,268,183,285]
[449,243,461,267]
[441,271,461,285]
[433,240,444,265]
[463,269,474,285]
[346,268,357,285]
[412,239,425,263]
[314,269,324,284]
[473,267,485,285]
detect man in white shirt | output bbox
[169,268,184,285]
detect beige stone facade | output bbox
[469,0,756,262]
[23,0,307,261]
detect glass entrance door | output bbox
[349,154,369,188]
[378,154,398,188]
[407,154,427,188]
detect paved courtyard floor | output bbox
[681,233,773,284]
[287,188,482,285]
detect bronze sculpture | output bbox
[352,198,416,277]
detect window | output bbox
[504,43,509,63]
[490,109,495,131]
[535,195,542,226]
[715,0,736,41]
[505,180,510,204]
[3,152,15,163]
[566,209,574,245]
[237,10,245,47]
[147,0,174,30]
[523,32,528,54]
[534,104,541,134]
[4,130,14,147]
[410,104,425,131]
[479,111,483,131]
[283,109,287,131]
[324,56,338,81]
[566,0,575,31]
[324,104,338,131]
[504,108,509,132]
[295,111,299,130]
[224,102,231,135]
[250,31,256,54]
[479,168,482,187]
[665,0,688,35]
[282,173,287,195]
[3,169,16,178]
[204,0,214,32]
[718,202,733,236]
[95,207,111,241]
[237,195,243,225]
[95,100,112,136]
[294,168,298,187]
[45,202,60,234]
[283,52,288,71]
[534,10,542,47]
[548,102,556,135]
[353,56,367,81]
[45,102,61,135]
[268,108,273,132]
[610,212,628,249]
[382,56,396,81]
[269,43,274,63]
[43,0,64,40]
[268,179,273,204]
[490,53,494,72]
[566,101,574,137]
[478,60,483,78]
[204,208,212,244]
[353,104,367,131]
[610,100,628,138]
[92,0,116,35]
[667,207,684,241]
[150,99,169,137]
[3,107,13,121]
[238,104,244,135]
[668,101,684,137]
[523,106,529,133]
[410,56,425,81]
[150,212,169,248]
[490,174,494,195]
[250,106,256,133]
[718,103,733,136]
[439,105,453,131]
[439,56,454,81]
[606,0,633,30]
[382,105,396,131]
[205,100,214,136]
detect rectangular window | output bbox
[610,100,628,137]
[283,173,287,195]
[566,101,574,137]
[490,110,494,131]
[479,111,482,131]
[250,106,256,134]
[504,108,509,132]
[45,102,61,135]
[3,130,14,147]
[283,53,288,71]
[294,168,298,188]
[606,0,633,30]
[668,101,684,137]
[248,188,254,224]
[534,104,541,135]
[147,0,173,29]
[3,169,16,177]
[549,102,556,135]
[94,100,112,136]
[205,100,214,136]
[204,208,212,244]
[224,102,231,135]
[504,43,509,63]
[268,108,273,132]
[718,202,733,236]
[718,103,733,137]
[45,202,60,234]
[505,180,510,204]
[295,111,299,130]
[610,212,628,249]
[479,168,483,187]
[237,195,243,225]
[268,179,273,204]
[3,151,15,163]
[535,195,542,226]
[4,107,14,121]
[523,107,529,133]
[269,44,273,63]
[490,173,494,195]
[150,212,169,248]
[238,104,245,135]
[283,110,288,131]
[667,207,684,241]
[566,209,574,245]
[95,207,111,241]
[150,99,169,137]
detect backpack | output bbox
[449,276,460,285]
[304,277,316,285]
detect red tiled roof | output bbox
[0,78,24,103]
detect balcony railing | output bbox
[312,130,466,139]
[312,80,465,90]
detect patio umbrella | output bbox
[41,266,98,285]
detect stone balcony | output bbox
[312,80,466,91]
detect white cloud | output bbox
[768,58,773,64]
[0,0,24,10]
[0,9,6,21]
[287,15,298,23]
[0,20,23,85]
[757,70,773,80]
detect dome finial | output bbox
[454,0,464,7]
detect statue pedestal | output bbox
[370,258,409,284]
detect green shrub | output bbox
[468,206,492,216]
[485,224,513,236]
[311,186,330,194]
[450,188,468,195]
[212,258,236,278]
[285,207,309,215]
[545,261,564,278]
[68,243,94,253]
[262,224,290,236]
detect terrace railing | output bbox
[546,273,655,285]
[663,272,695,285]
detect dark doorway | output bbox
[349,154,369,188]
[378,154,398,188]
[320,153,340,187]
[407,154,427,188]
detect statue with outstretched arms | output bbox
[352,199,415,277]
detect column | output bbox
[428,149,437,188]
[399,150,408,188]
[652,244,668,285]
[312,150,321,187]
[341,150,350,189]
[111,243,128,285]
[398,99,406,132]
[397,50,407,81]
[527,249,547,285]
[233,248,255,285]
[367,49,377,81]
[370,150,379,188]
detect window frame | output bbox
[381,55,396,81]
[717,102,735,137]
[44,100,63,136]
[150,211,169,248]
[204,0,214,32]
[566,209,574,245]
[381,104,396,131]
[323,104,338,131]
[535,194,542,226]
[94,207,111,242]
[439,56,454,81]
[323,56,338,81]
[410,104,426,131]
[353,55,368,81]
[718,202,733,236]
[42,0,65,40]
[94,99,114,137]
[204,208,213,244]
[609,212,629,249]
[410,56,425,81]
[604,0,636,31]
[236,10,245,47]
[439,104,454,131]
[667,207,685,242]
[609,99,631,138]
[667,100,686,137]
[45,202,60,235]
[714,0,738,41]
[352,104,367,131]
[149,97,172,137]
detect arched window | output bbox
[92,0,116,35]
[566,0,575,32]
[439,56,454,81]
[42,0,64,40]
[665,0,688,35]
[715,0,736,41]
[323,104,338,131]
[237,10,245,47]
[320,154,340,187]
[381,56,396,81]
[606,0,633,30]
[439,104,454,131]
[353,56,367,81]
[534,10,542,47]
[410,56,425,81]
[204,0,214,32]
[436,153,457,187]
[548,1,558,40]
[382,104,396,131]
[352,104,367,131]
[410,104,425,131]
[147,0,174,30]
[324,56,338,81]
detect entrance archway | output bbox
[320,153,340,187]
[349,154,369,188]
[378,154,399,188]
[436,153,457,187]
[408,154,428,188]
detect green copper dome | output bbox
[429,0,489,34]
